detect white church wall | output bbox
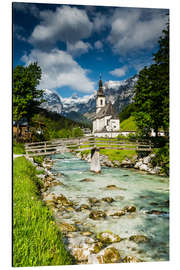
[109,119,120,131]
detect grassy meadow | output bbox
[13,157,74,267]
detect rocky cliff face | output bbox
[40,89,63,114]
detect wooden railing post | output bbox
[136,140,138,151]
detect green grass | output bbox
[120,116,137,131]
[13,142,25,154]
[13,157,74,267]
[101,149,136,163]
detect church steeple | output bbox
[97,73,104,97]
[96,73,106,113]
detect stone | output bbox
[59,222,78,233]
[123,255,141,263]
[80,178,95,182]
[72,247,88,262]
[80,231,92,236]
[97,231,121,244]
[105,185,118,190]
[102,197,114,203]
[89,210,106,220]
[88,197,101,205]
[113,160,120,167]
[76,204,90,211]
[143,156,151,164]
[139,164,149,171]
[65,207,75,212]
[110,210,126,217]
[121,158,134,168]
[134,160,143,169]
[146,210,168,215]
[90,148,101,173]
[98,247,121,264]
[129,235,148,243]
[90,242,103,254]
[54,194,73,207]
[71,242,103,262]
[122,205,136,213]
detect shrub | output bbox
[151,142,169,175]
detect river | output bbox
[48,152,169,263]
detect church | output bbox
[92,76,120,137]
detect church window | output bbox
[100,99,103,105]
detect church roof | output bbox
[95,102,119,119]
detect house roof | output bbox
[95,102,119,119]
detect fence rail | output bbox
[25,136,153,157]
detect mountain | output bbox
[104,75,138,113]
[60,93,96,115]
[41,74,138,122]
[40,89,63,114]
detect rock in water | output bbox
[122,205,136,213]
[123,255,141,263]
[89,210,106,220]
[80,178,95,182]
[97,231,121,243]
[129,235,148,243]
[90,148,101,173]
[98,247,121,263]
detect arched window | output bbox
[100,99,103,105]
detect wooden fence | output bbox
[25,136,153,157]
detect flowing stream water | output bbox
[49,152,169,263]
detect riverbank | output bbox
[13,156,74,267]
[76,150,165,176]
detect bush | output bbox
[151,142,169,175]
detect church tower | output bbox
[96,74,105,114]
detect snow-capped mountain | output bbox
[60,93,96,114]
[40,89,63,114]
[40,74,138,121]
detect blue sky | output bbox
[13,2,169,98]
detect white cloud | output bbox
[108,8,168,54]
[29,6,93,48]
[21,49,95,93]
[110,66,128,77]
[94,40,103,50]
[67,41,92,57]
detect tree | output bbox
[133,22,169,137]
[13,62,44,139]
